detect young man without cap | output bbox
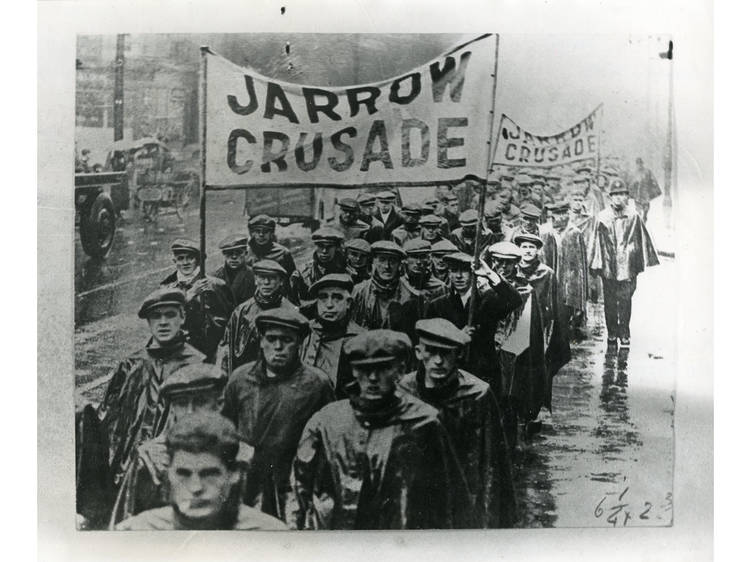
[116,413,286,530]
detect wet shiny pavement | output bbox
[75,209,675,527]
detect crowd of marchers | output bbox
[75,158,661,531]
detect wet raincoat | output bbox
[160,272,233,361]
[218,293,297,374]
[97,334,205,490]
[349,276,416,332]
[222,359,334,520]
[589,206,659,281]
[289,388,473,529]
[541,223,589,315]
[424,280,522,394]
[213,264,255,306]
[398,369,517,528]
[300,318,364,398]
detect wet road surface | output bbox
[74,205,675,527]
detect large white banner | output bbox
[494,104,603,168]
[203,35,498,188]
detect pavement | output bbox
[74,195,676,528]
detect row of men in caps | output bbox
[78,168,658,530]
[79,278,521,530]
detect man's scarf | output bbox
[253,287,283,308]
[370,272,400,298]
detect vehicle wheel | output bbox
[80,194,116,258]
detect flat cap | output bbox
[357,192,376,205]
[608,178,629,195]
[459,209,479,226]
[574,165,593,175]
[376,190,396,200]
[309,273,354,297]
[345,238,371,254]
[443,252,473,267]
[513,232,544,248]
[430,239,459,255]
[548,200,571,212]
[419,214,442,226]
[401,203,422,216]
[219,234,248,252]
[344,329,412,366]
[337,198,359,211]
[311,226,345,244]
[520,203,542,219]
[403,238,432,255]
[546,174,561,181]
[420,204,436,216]
[247,214,276,229]
[423,197,439,208]
[443,192,459,202]
[370,240,406,259]
[251,259,288,276]
[572,176,589,185]
[170,238,201,255]
[255,307,310,337]
[516,174,533,186]
[601,167,619,177]
[415,318,471,349]
[138,287,186,318]
[160,363,225,397]
[487,241,522,259]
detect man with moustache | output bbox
[300,274,364,397]
[290,330,472,530]
[160,239,233,361]
[344,238,371,285]
[218,259,296,374]
[212,234,255,305]
[401,238,449,317]
[96,288,206,497]
[116,413,286,530]
[398,318,517,528]
[589,178,659,348]
[222,308,334,520]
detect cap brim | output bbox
[349,356,398,366]
[138,300,184,318]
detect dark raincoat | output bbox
[327,218,372,242]
[247,240,297,277]
[518,258,571,378]
[349,276,416,332]
[291,252,347,305]
[300,318,364,398]
[398,369,517,528]
[589,206,659,281]
[359,215,386,243]
[424,280,522,395]
[97,335,205,490]
[374,208,405,238]
[222,359,334,520]
[449,227,500,256]
[160,272,233,361]
[541,223,589,315]
[289,389,473,529]
[218,293,297,374]
[213,264,255,306]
